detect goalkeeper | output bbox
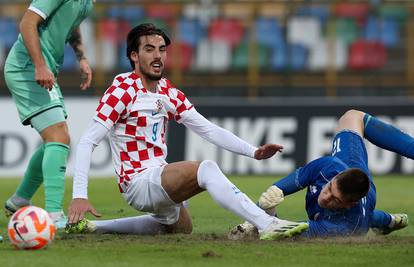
[230,109,411,239]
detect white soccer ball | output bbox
[8,206,56,250]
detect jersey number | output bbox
[332,138,341,156]
[152,123,159,141]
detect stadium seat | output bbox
[61,45,77,71]
[177,18,206,47]
[270,43,287,70]
[335,18,358,46]
[208,18,245,48]
[122,6,145,23]
[98,19,131,45]
[334,3,369,25]
[195,39,231,72]
[98,39,117,71]
[146,4,180,20]
[182,3,219,23]
[166,42,193,71]
[379,5,408,23]
[348,40,387,70]
[363,17,400,48]
[254,17,284,48]
[289,43,308,71]
[119,42,130,71]
[0,17,18,49]
[80,19,96,68]
[231,42,269,70]
[107,6,123,19]
[308,38,347,71]
[222,3,254,19]
[287,17,322,48]
[296,5,330,25]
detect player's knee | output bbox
[340,109,364,122]
[42,123,70,145]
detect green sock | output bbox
[16,145,45,200]
[42,142,69,212]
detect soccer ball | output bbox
[8,206,56,250]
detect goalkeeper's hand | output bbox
[258,185,284,215]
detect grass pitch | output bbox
[0,176,413,267]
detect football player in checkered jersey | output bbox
[65,23,308,240]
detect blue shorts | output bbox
[331,130,372,181]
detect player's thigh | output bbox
[4,67,66,126]
[161,161,204,203]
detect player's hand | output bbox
[79,58,92,90]
[254,144,284,160]
[35,65,55,90]
[67,198,101,224]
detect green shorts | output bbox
[4,63,67,126]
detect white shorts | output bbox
[122,166,181,225]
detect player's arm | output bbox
[19,10,55,90]
[259,158,327,212]
[181,108,283,159]
[68,27,92,90]
[68,120,108,224]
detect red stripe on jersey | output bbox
[97,113,107,121]
[120,151,130,161]
[126,141,138,151]
[120,92,132,106]
[138,149,149,160]
[125,124,136,135]
[137,116,147,127]
[176,103,187,114]
[154,146,164,157]
[106,95,120,108]
[109,109,120,122]
[119,82,130,90]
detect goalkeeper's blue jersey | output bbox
[275,131,376,237]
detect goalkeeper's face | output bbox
[135,35,167,81]
[317,179,357,210]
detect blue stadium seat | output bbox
[119,42,130,71]
[289,44,308,71]
[0,17,18,49]
[107,6,123,19]
[254,17,284,48]
[296,5,330,25]
[364,16,380,41]
[61,45,77,71]
[122,6,146,23]
[380,19,399,48]
[270,43,287,70]
[177,18,206,47]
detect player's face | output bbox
[317,178,356,210]
[135,35,167,81]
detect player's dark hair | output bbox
[126,23,171,70]
[336,168,370,202]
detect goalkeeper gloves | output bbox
[258,185,284,216]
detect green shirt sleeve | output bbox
[29,0,65,19]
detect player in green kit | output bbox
[3,0,94,228]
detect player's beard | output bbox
[140,63,163,81]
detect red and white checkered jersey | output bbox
[94,72,193,193]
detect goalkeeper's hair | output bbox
[126,23,171,70]
[336,168,370,203]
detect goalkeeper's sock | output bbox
[42,142,69,212]
[197,160,273,230]
[364,114,414,159]
[370,209,392,228]
[92,215,167,234]
[15,145,45,200]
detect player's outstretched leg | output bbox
[197,160,308,240]
[372,213,409,235]
[4,145,45,217]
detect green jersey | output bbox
[6,0,93,75]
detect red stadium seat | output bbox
[166,42,193,71]
[98,19,131,45]
[146,4,180,20]
[348,40,387,70]
[334,3,369,25]
[208,18,244,48]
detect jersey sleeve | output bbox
[29,0,64,20]
[275,157,329,195]
[94,76,136,129]
[167,88,194,123]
